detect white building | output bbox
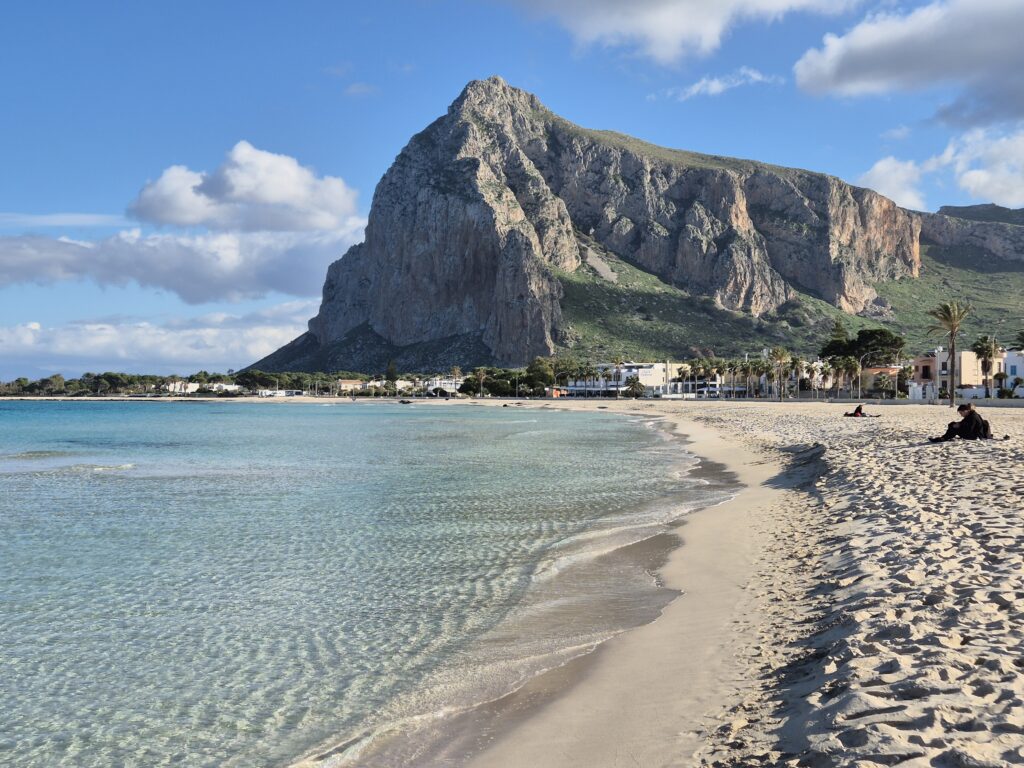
[257,389,304,398]
[422,376,465,394]
[163,380,241,394]
[1004,349,1024,396]
[163,380,202,394]
[564,362,725,398]
[364,378,416,391]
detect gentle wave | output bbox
[0,401,736,768]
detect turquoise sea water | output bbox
[0,401,732,767]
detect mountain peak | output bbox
[252,78,929,373]
[449,75,546,122]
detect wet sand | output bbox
[463,400,1024,768]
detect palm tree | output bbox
[611,355,624,399]
[624,375,645,398]
[722,360,735,398]
[749,360,765,397]
[729,358,742,398]
[474,367,488,397]
[789,357,806,399]
[842,356,860,398]
[738,360,752,399]
[822,359,835,399]
[695,358,710,398]
[874,373,893,398]
[768,347,790,401]
[1016,330,1024,349]
[970,335,1000,399]
[994,371,1008,396]
[927,301,972,407]
[899,365,914,398]
[763,365,777,399]
[706,358,723,397]
[676,363,691,397]
[582,362,598,398]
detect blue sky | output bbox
[2,0,1021,378]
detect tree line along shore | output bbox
[5,307,1024,403]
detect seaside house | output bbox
[364,378,415,391]
[335,379,365,393]
[163,380,202,394]
[1001,348,1024,396]
[860,366,902,396]
[422,375,465,394]
[1004,349,1023,387]
[564,362,668,397]
[912,348,987,393]
[564,362,725,398]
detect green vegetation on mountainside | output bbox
[874,244,1024,348]
[557,241,1024,361]
[936,204,1024,227]
[549,114,813,179]
[555,243,874,360]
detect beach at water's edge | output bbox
[458,400,1024,767]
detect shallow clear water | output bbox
[0,401,731,767]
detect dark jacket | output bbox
[957,410,988,440]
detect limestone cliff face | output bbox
[920,212,1024,262]
[270,77,924,370]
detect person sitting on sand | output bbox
[929,403,992,442]
[843,404,879,418]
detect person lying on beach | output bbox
[843,405,879,418]
[929,403,992,442]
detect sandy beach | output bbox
[7,396,1023,765]
[454,399,1024,768]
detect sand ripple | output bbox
[694,403,1024,768]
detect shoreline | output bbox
[288,402,749,768]
[11,398,1022,765]
[380,399,1024,767]
[454,400,795,768]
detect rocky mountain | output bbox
[251,77,1020,374]
[921,209,1024,262]
[937,204,1024,227]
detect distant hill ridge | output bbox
[251,77,1024,373]
[937,204,1024,227]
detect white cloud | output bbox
[508,0,858,63]
[882,124,910,141]
[794,0,1024,125]
[324,62,353,78]
[0,213,128,228]
[129,140,359,231]
[857,156,926,209]
[0,225,364,303]
[859,126,1024,210]
[344,82,378,96]
[933,128,1024,207]
[0,142,366,303]
[0,300,316,378]
[666,66,782,100]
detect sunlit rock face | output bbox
[264,77,924,370]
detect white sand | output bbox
[13,395,1023,765]
[464,405,785,767]
[464,400,1024,767]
